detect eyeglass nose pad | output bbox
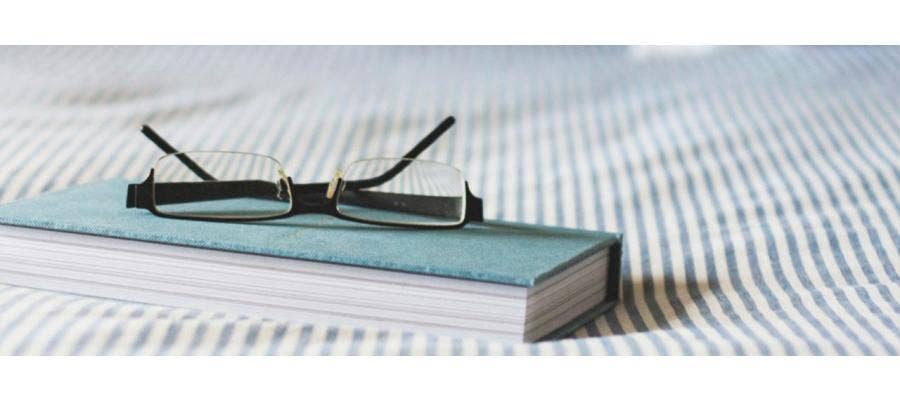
[275,168,290,201]
[326,169,343,200]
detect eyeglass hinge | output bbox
[126,183,152,209]
[325,169,343,200]
[126,184,137,208]
[127,171,154,209]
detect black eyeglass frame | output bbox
[126,116,483,229]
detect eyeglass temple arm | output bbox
[141,125,217,181]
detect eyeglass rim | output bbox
[149,152,470,226]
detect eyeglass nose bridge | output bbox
[325,169,343,200]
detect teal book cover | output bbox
[0,180,621,288]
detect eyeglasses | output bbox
[126,116,483,228]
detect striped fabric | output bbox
[0,46,898,355]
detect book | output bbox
[0,180,621,342]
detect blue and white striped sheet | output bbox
[0,46,897,355]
